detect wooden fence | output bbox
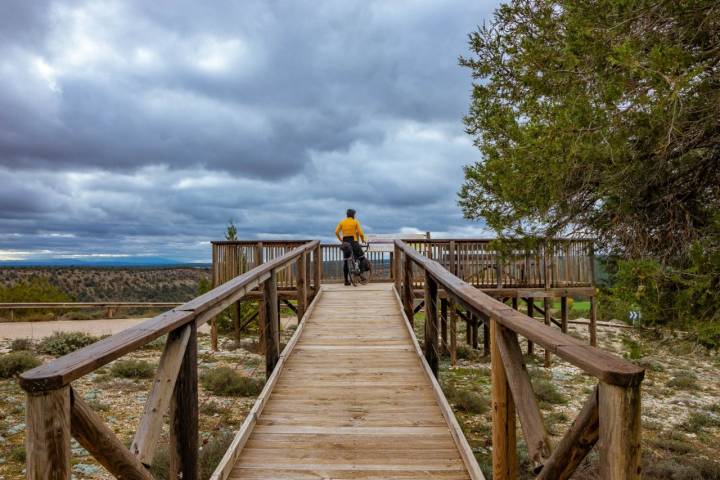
[18,241,320,480]
[394,240,643,480]
[212,238,595,288]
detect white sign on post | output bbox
[365,233,428,252]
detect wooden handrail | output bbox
[19,241,320,393]
[0,302,181,309]
[395,240,642,387]
[395,240,643,480]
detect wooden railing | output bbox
[0,302,181,321]
[19,241,321,480]
[212,238,594,288]
[394,240,643,480]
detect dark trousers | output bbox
[342,236,362,282]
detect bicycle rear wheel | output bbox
[346,258,357,286]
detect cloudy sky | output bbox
[0,0,499,263]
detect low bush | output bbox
[0,351,41,378]
[682,411,720,433]
[150,431,235,480]
[666,372,698,390]
[38,331,100,356]
[110,360,155,379]
[10,446,26,462]
[200,367,264,397]
[10,338,33,351]
[531,378,568,406]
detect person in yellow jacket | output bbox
[335,209,366,285]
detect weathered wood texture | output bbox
[490,318,518,480]
[169,322,198,480]
[599,382,642,479]
[26,387,71,480]
[70,389,152,480]
[221,284,483,479]
[263,271,280,378]
[424,272,440,377]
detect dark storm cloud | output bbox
[0,0,498,261]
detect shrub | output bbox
[200,367,264,397]
[0,351,41,378]
[10,446,26,462]
[454,390,489,414]
[150,431,235,480]
[666,372,698,390]
[698,323,720,350]
[531,378,568,406]
[110,360,155,379]
[38,331,100,356]
[10,338,33,351]
[683,411,720,433]
[200,400,229,416]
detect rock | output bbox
[6,423,25,435]
[73,464,100,475]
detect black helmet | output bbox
[346,209,356,218]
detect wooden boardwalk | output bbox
[219,283,481,479]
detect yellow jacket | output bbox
[335,217,365,242]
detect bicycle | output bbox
[344,242,371,286]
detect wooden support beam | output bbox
[536,386,599,480]
[263,270,280,378]
[296,251,307,321]
[233,301,241,343]
[491,317,518,480]
[449,301,457,366]
[403,254,414,326]
[590,296,598,347]
[413,300,425,314]
[494,324,552,470]
[71,389,152,480]
[440,298,448,356]
[599,382,641,479]
[423,271,439,377]
[280,298,298,314]
[26,386,71,480]
[561,296,568,333]
[314,243,322,299]
[544,297,552,367]
[131,324,191,466]
[256,243,265,354]
[393,245,402,294]
[169,322,198,480]
[526,298,535,355]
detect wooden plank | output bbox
[490,318,517,480]
[599,382,641,479]
[544,297,551,367]
[536,386,599,480]
[26,387,71,480]
[450,301,458,366]
[70,389,152,480]
[403,254,414,325]
[560,296,568,333]
[211,290,323,480]
[590,295,598,347]
[169,322,198,480]
[264,270,280,378]
[131,324,192,466]
[494,324,551,469]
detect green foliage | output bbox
[37,331,101,356]
[443,383,489,414]
[9,446,26,463]
[200,367,264,397]
[225,220,238,241]
[150,432,235,480]
[110,359,155,379]
[0,351,41,378]
[0,277,73,303]
[459,1,720,330]
[683,411,720,433]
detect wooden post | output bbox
[590,295,598,347]
[314,243,322,299]
[491,317,518,480]
[26,387,71,480]
[527,299,535,355]
[440,298,448,356]
[482,316,489,356]
[599,383,641,479]
[449,240,457,275]
[233,301,242,343]
[544,297,552,367]
[465,315,472,345]
[256,242,265,354]
[403,254,414,326]
[423,271,439,377]
[264,270,280,378]
[169,322,198,480]
[296,251,307,322]
[9,308,14,322]
[393,245,402,294]
[450,302,457,366]
[561,296,568,334]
